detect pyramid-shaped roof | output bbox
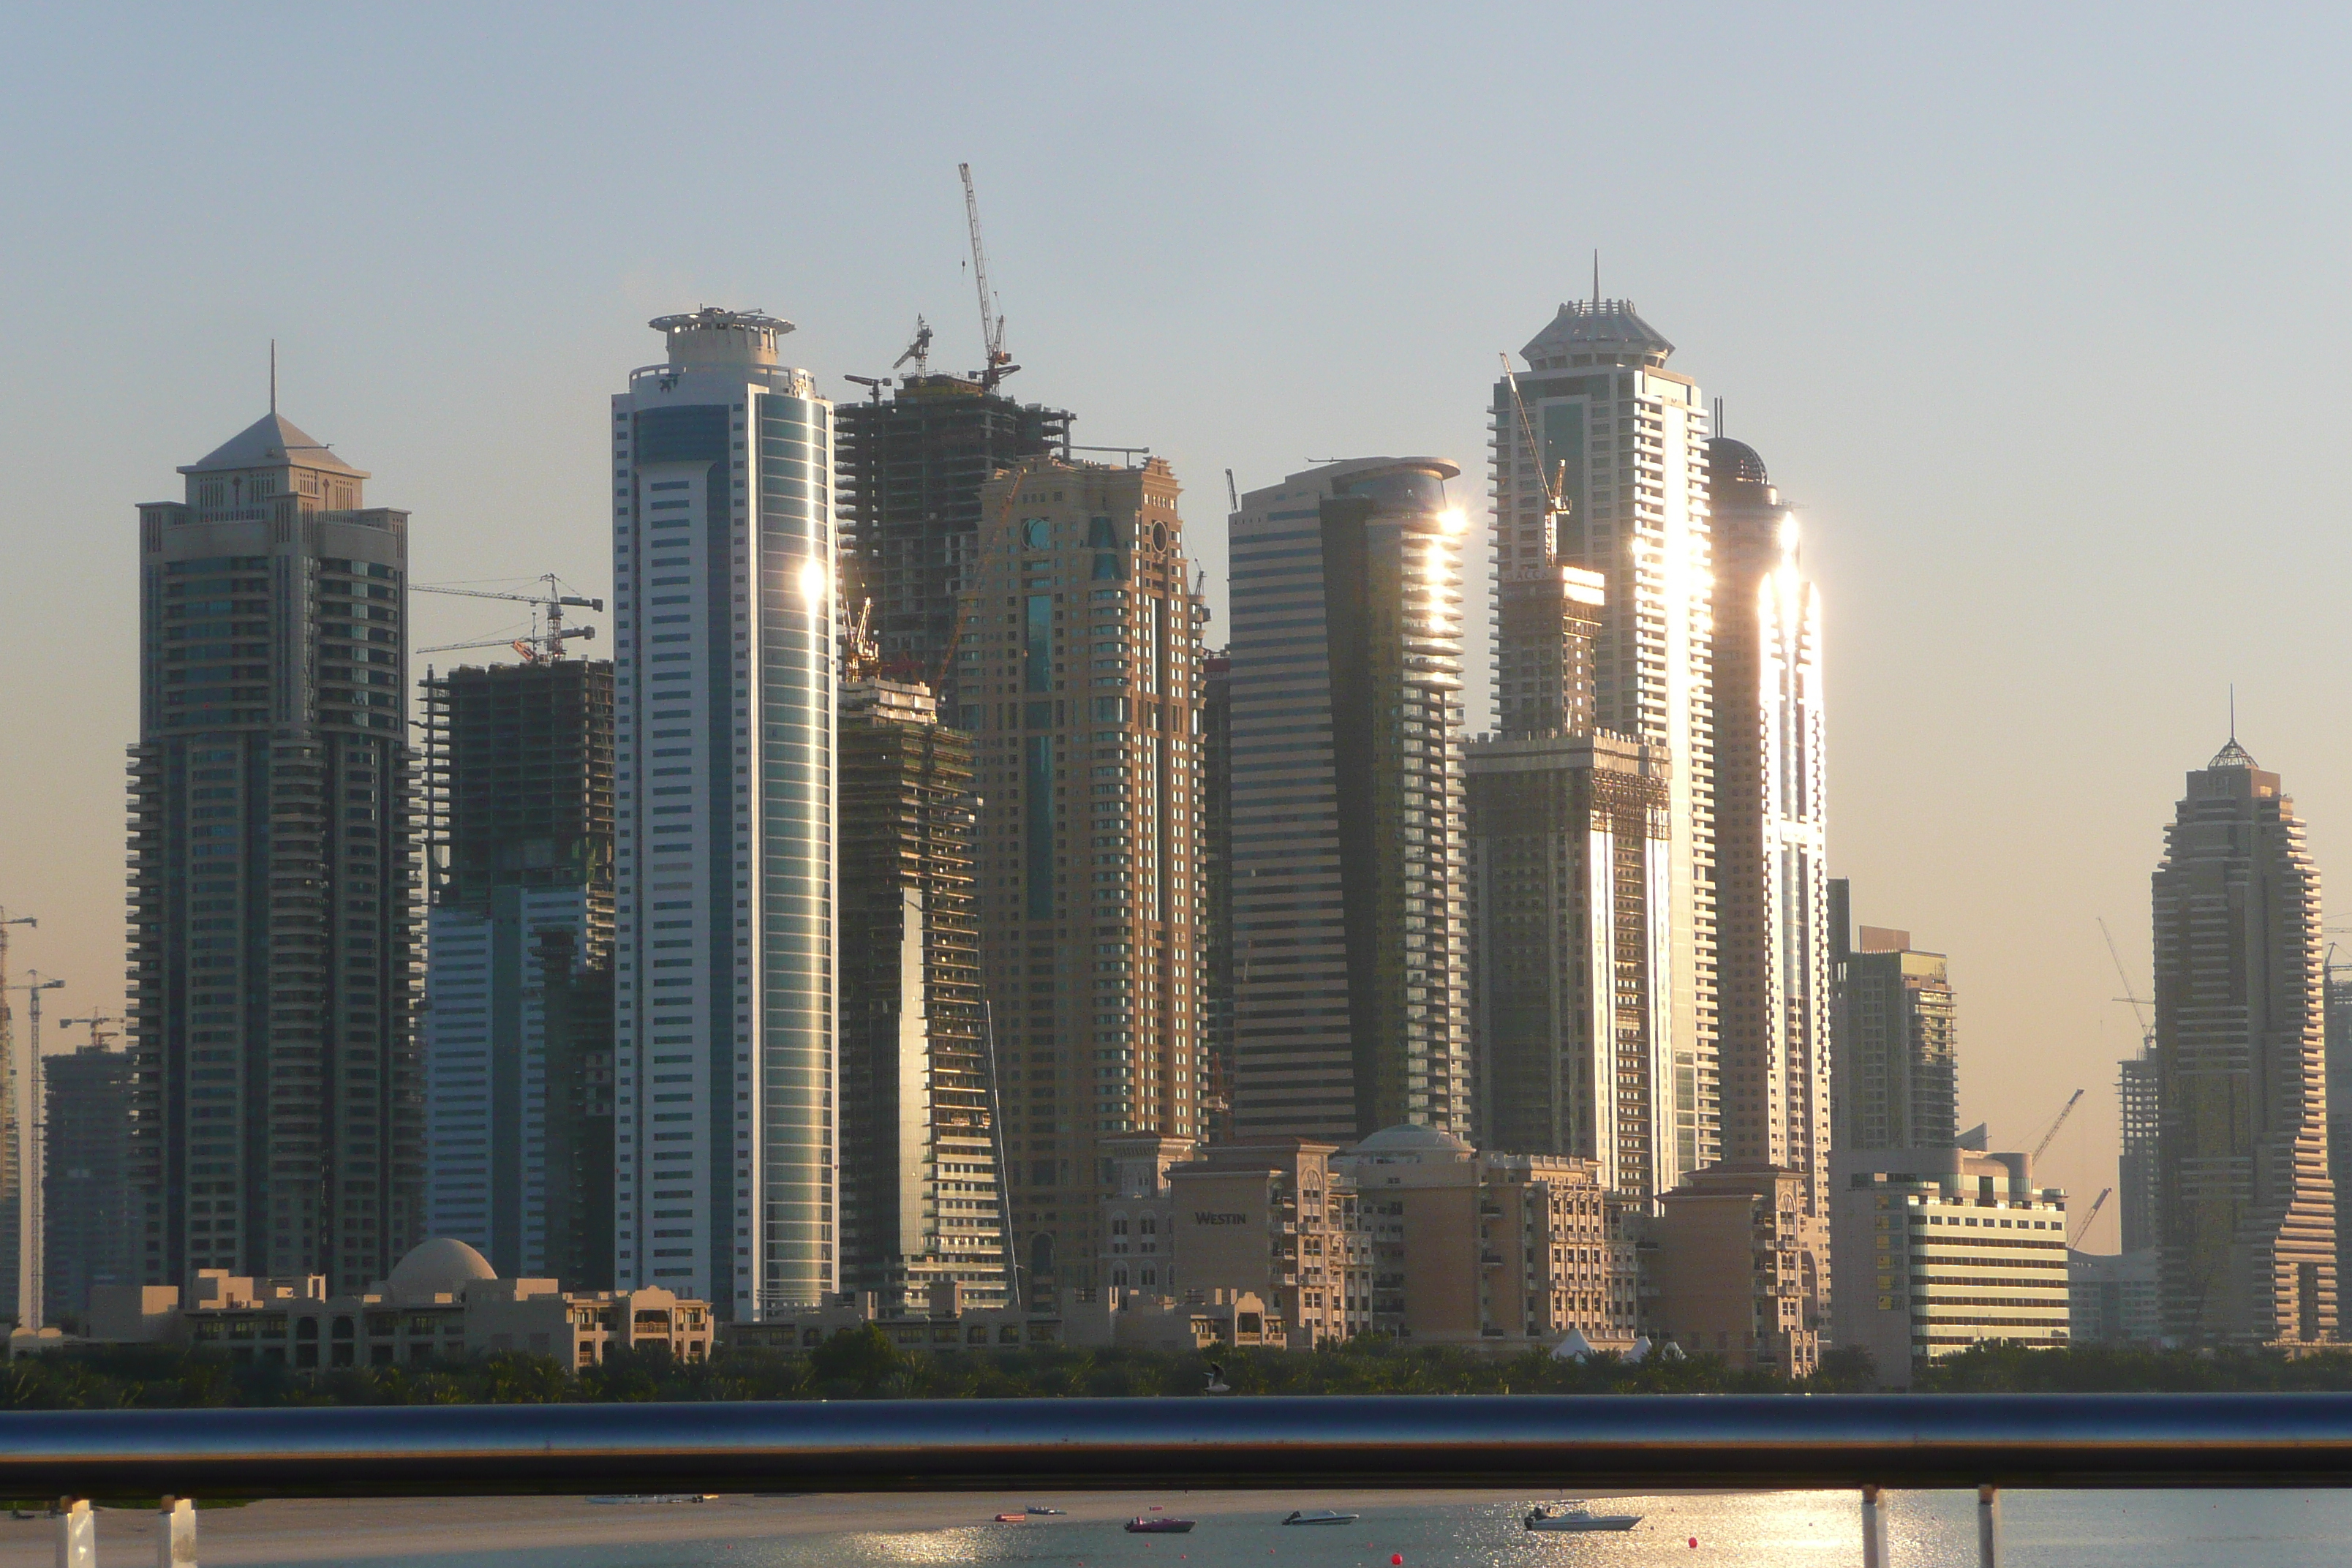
[1520,299,1675,367]
[178,411,366,478]
[2209,736,2258,770]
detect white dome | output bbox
[386,1237,497,1297]
[1350,1123,1475,1155]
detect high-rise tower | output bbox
[836,664,1006,1310]
[1492,302,1716,1184]
[1706,438,1830,1220]
[610,308,837,1319]
[1828,882,1958,1153]
[419,657,614,1281]
[1229,459,1471,1145]
[963,455,1205,1298]
[2152,739,2335,1344]
[127,410,421,1294]
[44,1039,131,1327]
[836,374,1071,697]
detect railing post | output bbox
[53,1497,93,1568]
[158,1495,197,1567]
[1977,1484,2000,1567]
[1860,1483,1888,1568]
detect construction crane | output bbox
[1499,352,1570,551]
[959,162,1018,391]
[894,316,933,375]
[2031,1088,2086,1162]
[2069,1186,2113,1248]
[56,1014,116,1050]
[415,574,602,663]
[2098,916,2156,1052]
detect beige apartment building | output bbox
[1651,1163,1823,1376]
[1831,1147,2068,1387]
[88,1237,710,1369]
[962,456,1208,1301]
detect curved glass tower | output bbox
[611,309,837,1319]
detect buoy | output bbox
[1392,1556,1403,1566]
[1689,1538,1697,1548]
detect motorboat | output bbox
[1126,1516,1196,1533]
[1025,1505,1065,1515]
[1282,1509,1360,1526]
[1523,1503,1641,1532]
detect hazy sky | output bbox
[7,4,2351,1250]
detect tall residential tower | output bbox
[1229,459,1471,1145]
[1490,303,1715,1184]
[2152,739,2335,1344]
[610,309,837,1319]
[127,410,421,1294]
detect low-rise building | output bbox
[1651,1164,1825,1376]
[2070,1247,2160,1346]
[716,1278,1282,1355]
[1831,1147,2069,1387]
[87,1238,709,1370]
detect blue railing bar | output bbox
[0,1393,2349,1499]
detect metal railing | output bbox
[0,1392,2350,1500]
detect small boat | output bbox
[1126,1516,1196,1534]
[1025,1505,1066,1515]
[1282,1509,1360,1526]
[1524,1503,1641,1532]
[995,1513,1028,1523]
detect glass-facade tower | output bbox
[611,309,837,1319]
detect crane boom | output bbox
[960,162,1015,390]
[2068,1186,2113,1247]
[2032,1087,2086,1161]
[2098,916,2155,1049]
[414,574,601,663]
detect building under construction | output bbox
[418,657,616,1287]
[836,374,1071,699]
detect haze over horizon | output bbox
[10,3,2352,1254]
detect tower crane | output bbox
[2099,916,2156,1054]
[56,1015,116,1050]
[2031,1087,2085,1162]
[415,574,602,663]
[960,162,1018,391]
[1499,353,1570,554]
[894,316,933,375]
[2068,1186,2113,1248]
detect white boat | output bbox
[1281,1509,1360,1526]
[1523,1503,1641,1532]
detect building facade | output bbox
[128,410,421,1296]
[835,372,1070,696]
[1200,649,1235,1144]
[2152,739,2336,1344]
[610,308,838,1318]
[420,658,615,1283]
[2069,1247,2160,1346]
[836,669,1006,1310]
[1831,1147,2070,1387]
[1466,729,1671,1194]
[44,1043,131,1327]
[1229,459,1471,1146]
[2117,1047,2160,1253]
[1705,439,1830,1224]
[1829,883,1958,1153]
[1492,303,1716,1184]
[1652,1163,1822,1376]
[961,455,1206,1298]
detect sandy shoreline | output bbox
[0,1487,1580,1566]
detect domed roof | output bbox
[1352,1123,1475,1154]
[387,1237,497,1297]
[1706,437,1768,489]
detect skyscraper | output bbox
[836,660,1006,1309]
[610,308,837,1319]
[128,409,421,1294]
[2117,1044,2160,1252]
[1827,882,1958,1153]
[1199,649,1235,1144]
[836,372,1070,695]
[1466,568,1675,1195]
[419,657,614,1281]
[963,455,1205,1297]
[2328,962,2352,1300]
[44,1041,131,1327]
[1229,459,1471,1145]
[1492,301,1716,1185]
[1706,437,1831,1221]
[2152,739,2335,1344]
